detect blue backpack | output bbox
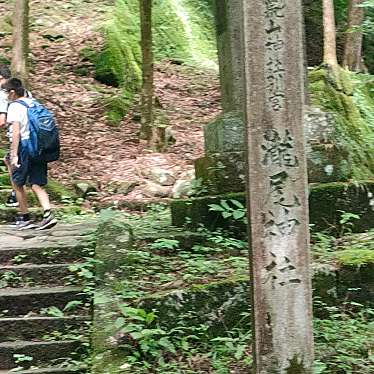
[17,99,60,162]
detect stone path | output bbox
[0,222,96,373]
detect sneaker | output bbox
[9,215,36,230]
[37,211,57,230]
[5,191,19,208]
[17,219,38,231]
[8,215,22,229]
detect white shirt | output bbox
[7,98,34,142]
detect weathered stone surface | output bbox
[171,181,374,233]
[214,0,245,113]
[204,112,245,154]
[0,340,79,370]
[142,180,172,198]
[0,263,77,287]
[172,170,195,198]
[139,166,176,186]
[195,151,245,194]
[138,277,250,337]
[0,222,96,264]
[198,106,352,194]
[0,286,85,316]
[0,220,96,370]
[304,106,335,144]
[107,180,138,195]
[0,316,87,342]
[307,145,352,183]
[94,213,133,277]
[73,180,98,197]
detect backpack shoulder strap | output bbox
[15,99,30,108]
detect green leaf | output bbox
[234,344,246,360]
[42,306,64,318]
[233,210,246,220]
[222,211,232,219]
[208,204,225,212]
[220,200,231,210]
[114,317,126,329]
[130,331,144,340]
[230,199,245,209]
[63,300,83,312]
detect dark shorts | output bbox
[12,145,48,187]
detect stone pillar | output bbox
[195,1,352,194]
[214,0,245,112]
[243,1,314,372]
[194,0,245,194]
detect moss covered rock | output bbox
[309,67,374,179]
[171,181,374,233]
[45,180,78,202]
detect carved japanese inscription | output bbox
[262,129,301,243]
[265,0,286,111]
[243,0,314,372]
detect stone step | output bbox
[0,340,81,370]
[0,286,86,317]
[0,245,87,266]
[0,264,80,288]
[0,222,95,265]
[0,316,88,342]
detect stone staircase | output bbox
[0,222,96,373]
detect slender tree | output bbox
[343,0,365,71]
[12,0,29,86]
[323,0,339,65]
[139,0,154,142]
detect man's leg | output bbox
[12,183,36,229]
[30,162,57,230]
[11,148,37,230]
[4,155,19,207]
[13,184,28,214]
[31,184,51,211]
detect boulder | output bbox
[142,181,172,198]
[172,170,196,198]
[73,180,98,198]
[107,181,138,196]
[139,166,176,186]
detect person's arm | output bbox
[0,92,8,127]
[0,113,6,127]
[10,121,21,168]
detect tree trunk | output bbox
[11,0,29,86]
[343,0,364,71]
[139,0,154,142]
[323,0,338,66]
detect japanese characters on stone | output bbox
[265,0,286,111]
